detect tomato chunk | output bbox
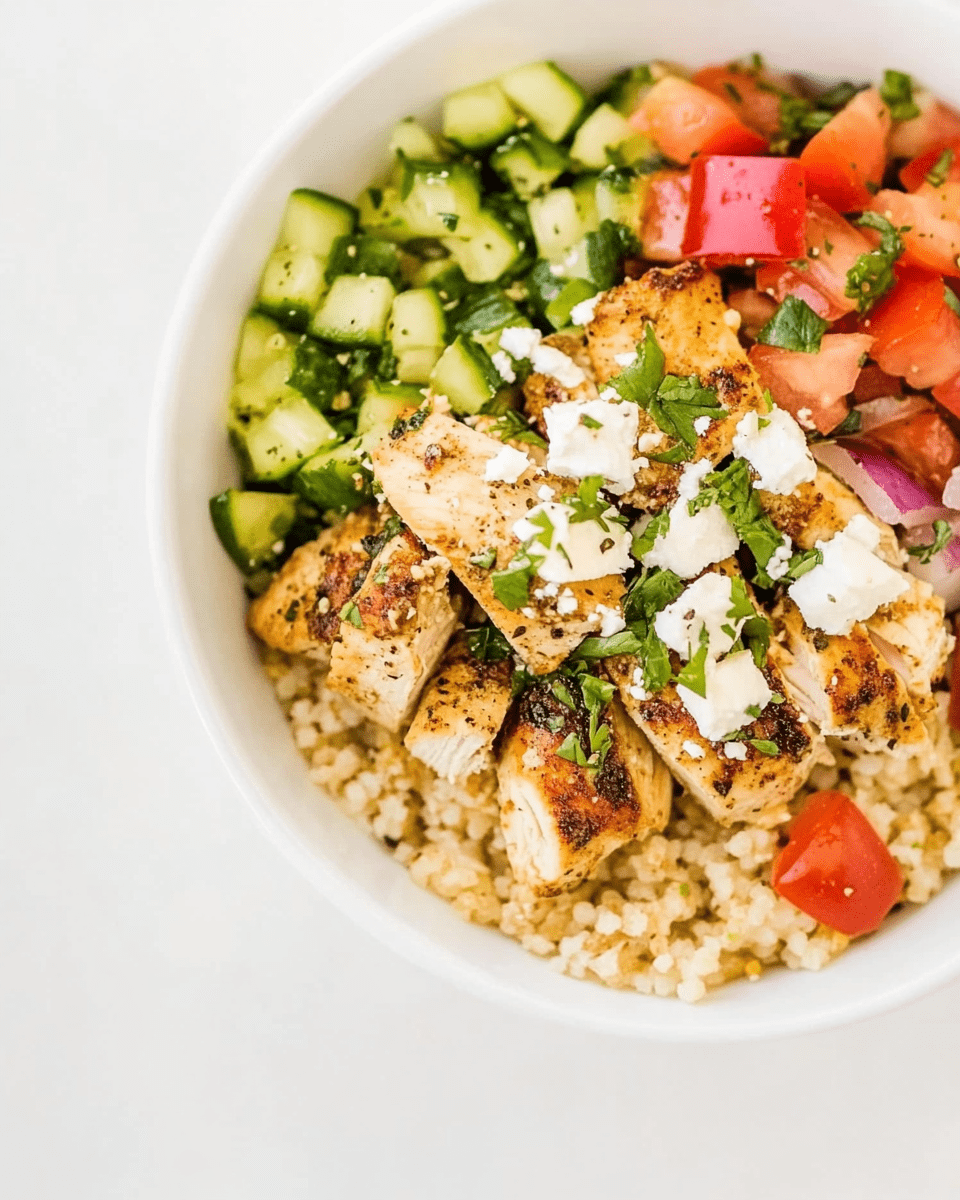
[870,189,960,278]
[691,64,785,138]
[851,362,903,402]
[629,76,767,165]
[899,136,960,192]
[641,170,690,263]
[772,791,903,937]
[932,369,960,421]
[755,199,872,319]
[681,156,806,264]
[889,91,960,160]
[800,87,890,213]
[749,332,873,434]
[863,268,960,388]
[858,409,960,496]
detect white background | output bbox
[3,1,960,1196]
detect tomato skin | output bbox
[899,136,960,192]
[858,409,960,496]
[681,156,806,264]
[630,76,767,165]
[852,362,903,402]
[641,170,691,262]
[932,369,960,421]
[772,791,903,937]
[749,332,873,435]
[691,65,785,138]
[889,93,960,160]
[870,190,960,278]
[800,87,891,213]
[862,268,960,388]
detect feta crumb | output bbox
[787,515,910,635]
[499,326,542,361]
[795,406,815,430]
[594,604,626,638]
[491,350,516,383]
[830,674,839,687]
[521,606,535,619]
[556,588,578,615]
[766,537,793,581]
[570,293,601,326]
[723,308,742,330]
[723,741,748,760]
[513,498,633,583]
[544,398,640,491]
[628,667,650,701]
[598,386,620,401]
[654,573,743,661]
[640,461,739,579]
[483,444,531,483]
[614,350,638,367]
[732,409,817,495]
[537,484,556,502]
[682,739,706,759]
[693,414,713,436]
[636,430,665,453]
[531,343,586,388]
[677,651,774,741]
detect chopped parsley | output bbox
[907,519,953,564]
[880,69,921,121]
[755,296,829,354]
[580,413,603,430]
[490,409,548,449]
[373,563,390,585]
[468,546,497,570]
[579,674,616,773]
[572,628,646,660]
[845,213,905,313]
[556,732,589,767]
[750,739,780,757]
[466,624,513,662]
[565,475,627,531]
[926,148,955,188]
[551,679,577,709]
[675,627,710,698]
[490,547,544,610]
[787,546,823,580]
[339,600,363,628]
[726,576,771,668]
[389,405,430,439]
[632,510,670,559]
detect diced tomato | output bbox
[749,332,873,434]
[755,199,872,319]
[681,156,806,264]
[933,369,960,421]
[857,409,960,496]
[726,287,777,339]
[950,618,960,734]
[899,136,960,192]
[641,170,691,263]
[852,362,903,402]
[862,267,960,387]
[889,90,960,160]
[772,791,903,937]
[800,87,891,213]
[870,189,960,278]
[629,76,767,165]
[691,64,785,138]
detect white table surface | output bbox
[3,2,960,1196]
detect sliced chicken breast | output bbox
[326,527,463,732]
[770,594,928,752]
[497,679,672,895]
[371,410,625,673]
[521,331,598,438]
[584,261,767,509]
[247,508,383,655]
[865,576,952,716]
[403,635,514,782]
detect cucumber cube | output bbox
[499,61,587,142]
[209,489,299,572]
[309,275,396,346]
[429,335,503,415]
[257,247,328,331]
[240,396,340,481]
[389,117,444,162]
[490,131,569,200]
[528,188,584,262]
[570,103,635,169]
[443,81,516,149]
[545,278,599,330]
[443,209,524,282]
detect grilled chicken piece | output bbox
[247,508,383,655]
[326,526,463,732]
[770,595,928,752]
[604,642,823,825]
[403,635,514,782]
[584,261,767,509]
[865,576,952,716]
[521,331,598,439]
[759,467,902,567]
[371,411,625,673]
[497,680,672,895]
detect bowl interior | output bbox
[151,0,960,1039]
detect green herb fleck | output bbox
[466,625,513,662]
[468,546,497,570]
[556,732,589,767]
[926,148,955,188]
[675,627,710,699]
[945,287,960,319]
[552,680,577,709]
[580,413,603,430]
[750,739,780,757]
[907,519,953,564]
[880,69,921,121]
[756,295,829,354]
[339,600,362,628]
[491,409,548,450]
[490,547,544,610]
[632,510,670,560]
[845,213,905,312]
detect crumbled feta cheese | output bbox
[795,406,815,430]
[491,350,516,383]
[598,386,620,401]
[483,444,531,483]
[556,588,578,615]
[499,326,542,360]
[787,515,910,635]
[570,293,601,326]
[521,606,535,619]
[533,580,560,601]
[766,536,793,581]
[537,484,556,502]
[636,431,665,453]
[693,414,713,436]
[732,409,817,495]
[640,462,739,579]
[628,667,650,701]
[723,308,742,330]
[677,651,773,741]
[513,498,633,583]
[614,350,638,367]
[723,741,748,760]
[682,739,706,759]
[531,343,586,388]
[544,398,640,491]
[654,573,743,660]
[634,456,649,470]
[593,604,626,637]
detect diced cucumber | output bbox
[413,259,471,302]
[356,381,422,436]
[209,489,299,572]
[400,160,483,239]
[498,61,587,142]
[490,130,569,200]
[545,278,599,330]
[235,312,291,379]
[256,189,357,329]
[443,81,516,149]
[293,436,377,515]
[238,396,340,481]
[570,103,637,169]
[528,188,584,262]
[309,275,396,346]
[571,175,600,234]
[230,315,345,418]
[389,117,444,161]
[356,185,415,242]
[443,208,524,282]
[325,235,403,288]
[429,335,503,415]
[595,170,651,232]
[387,288,447,383]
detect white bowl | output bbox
[149,0,960,1040]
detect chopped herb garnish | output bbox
[829,409,863,437]
[632,510,670,560]
[468,546,497,569]
[750,739,780,757]
[556,732,589,766]
[490,547,544,610]
[726,576,771,668]
[579,673,616,772]
[389,405,431,439]
[545,715,565,733]
[880,69,921,121]
[339,600,363,628]
[756,295,829,354]
[572,629,646,660]
[373,563,390,585]
[786,546,823,581]
[565,475,627,531]
[926,148,955,188]
[527,508,556,550]
[907,519,953,564]
[675,627,710,699]
[466,624,513,662]
[845,213,905,312]
[491,409,548,449]
[580,413,603,430]
[724,81,743,104]
[610,322,665,407]
[745,704,763,719]
[552,679,577,709]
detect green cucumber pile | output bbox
[211,59,667,591]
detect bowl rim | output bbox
[148,0,960,1041]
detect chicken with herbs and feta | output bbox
[212,54,960,958]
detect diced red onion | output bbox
[944,466,960,509]
[813,442,945,527]
[903,515,960,613]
